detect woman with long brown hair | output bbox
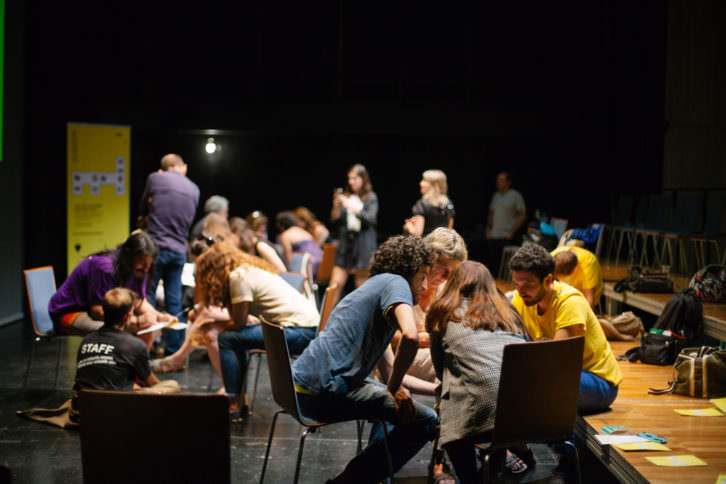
[426,261,530,483]
[190,242,319,421]
[329,163,378,308]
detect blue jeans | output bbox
[578,370,619,415]
[218,324,316,398]
[296,378,439,483]
[147,248,187,354]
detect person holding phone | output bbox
[328,163,379,308]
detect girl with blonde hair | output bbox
[403,169,456,237]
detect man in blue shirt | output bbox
[292,235,438,483]
[139,153,199,354]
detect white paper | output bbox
[594,434,648,445]
[181,263,196,287]
[137,321,188,335]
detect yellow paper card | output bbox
[716,474,726,484]
[711,397,726,413]
[615,441,670,451]
[646,455,707,467]
[675,408,724,417]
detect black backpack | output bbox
[623,288,703,365]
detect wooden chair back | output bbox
[79,390,230,484]
[317,282,338,334]
[316,243,337,284]
[260,317,304,423]
[490,336,584,448]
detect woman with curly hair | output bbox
[426,261,530,483]
[166,242,319,421]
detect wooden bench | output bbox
[600,269,726,342]
[576,341,726,483]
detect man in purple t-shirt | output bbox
[48,231,171,349]
[139,153,199,354]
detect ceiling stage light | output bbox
[205,138,217,154]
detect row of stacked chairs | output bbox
[603,190,726,274]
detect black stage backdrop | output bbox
[20,0,667,275]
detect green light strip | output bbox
[0,0,5,162]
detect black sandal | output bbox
[229,405,251,424]
[509,447,536,469]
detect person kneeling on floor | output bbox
[18,287,180,429]
[69,287,181,423]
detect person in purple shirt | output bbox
[139,153,200,354]
[48,231,171,349]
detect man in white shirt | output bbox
[486,171,526,277]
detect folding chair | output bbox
[259,316,393,483]
[692,191,725,269]
[22,266,75,390]
[290,252,316,304]
[247,274,332,412]
[475,336,585,483]
[80,390,230,484]
[497,246,519,282]
[313,243,338,305]
[316,282,338,335]
[662,191,702,274]
[279,271,306,293]
[550,217,568,241]
[316,243,338,287]
[636,192,673,269]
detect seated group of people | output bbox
[46,208,618,483]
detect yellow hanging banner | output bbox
[67,123,131,275]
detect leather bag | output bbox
[649,346,726,398]
[613,266,673,294]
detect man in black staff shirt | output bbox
[70,288,179,423]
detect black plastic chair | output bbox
[475,336,585,483]
[259,316,393,483]
[246,279,336,413]
[80,390,230,484]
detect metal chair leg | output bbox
[54,338,63,390]
[356,420,364,453]
[563,440,582,484]
[249,353,263,412]
[379,420,393,481]
[294,428,316,484]
[259,409,284,484]
[427,431,441,484]
[22,338,38,391]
